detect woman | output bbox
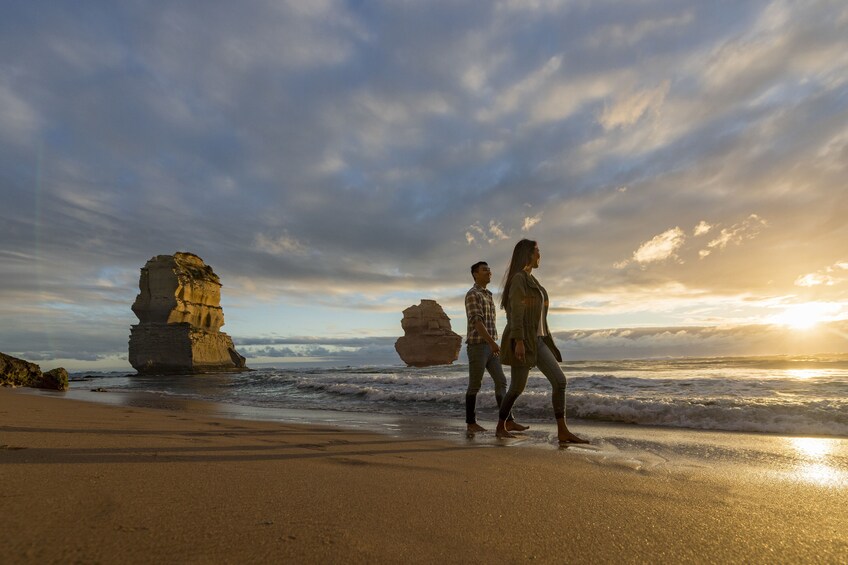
[495,239,587,444]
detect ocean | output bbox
[68,354,848,438]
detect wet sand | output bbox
[2,387,847,563]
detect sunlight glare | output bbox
[785,369,824,380]
[796,463,844,486]
[769,302,837,330]
[789,437,833,459]
[787,438,846,486]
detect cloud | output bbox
[554,320,848,359]
[616,215,767,268]
[522,214,542,231]
[616,227,686,268]
[496,0,571,15]
[633,227,686,263]
[795,260,848,287]
[699,2,800,94]
[465,220,510,245]
[478,55,563,122]
[693,221,712,236]
[599,81,670,130]
[587,11,695,49]
[487,220,508,242]
[0,80,41,143]
[699,214,767,258]
[254,232,307,256]
[236,336,400,365]
[531,73,617,125]
[795,273,836,287]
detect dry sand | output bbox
[2,387,847,564]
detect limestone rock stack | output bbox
[394,299,462,367]
[128,252,247,373]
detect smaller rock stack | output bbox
[0,352,68,390]
[394,299,462,367]
[128,252,247,373]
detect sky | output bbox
[2,0,848,370]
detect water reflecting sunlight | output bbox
[787,437,846,486]
[785,369,825,380]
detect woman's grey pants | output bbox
[498,336,566,420]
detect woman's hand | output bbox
[515,340,525,362]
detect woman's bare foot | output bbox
[505,421,529,432]
[558,431,589,444]
[495,420,516,438]
[467,423,487,434]
[555,417,588,444]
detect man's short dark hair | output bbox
[470,261,488,278]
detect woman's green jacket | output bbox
[499,271,562,368]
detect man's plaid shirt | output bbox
[465,284,498,344]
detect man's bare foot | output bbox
[467,423,487,434]
[495,428,517,439]
[505,421,529,432]
[558,431,589,444]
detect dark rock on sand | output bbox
[0,352,43,387]
[33,368,70,391]
[0,352,69,390]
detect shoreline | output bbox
[63,360,848,440]
[3,388,848,562]
[34,385,848,479]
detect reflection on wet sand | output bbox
[60,383,848,488]
[787,437,847,486]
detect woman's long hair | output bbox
[500,239,537,310]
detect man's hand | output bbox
[473,319,501,356]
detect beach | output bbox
[2,388,847,564]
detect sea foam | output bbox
[69,355,848,437]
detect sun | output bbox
[770,302,836,330]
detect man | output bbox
[464,261,529,434]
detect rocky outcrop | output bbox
[128,252,247,373]
[0,352,43,387]
[0,352,69,391]
[394,299,462,367]
[35,368,70,391]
